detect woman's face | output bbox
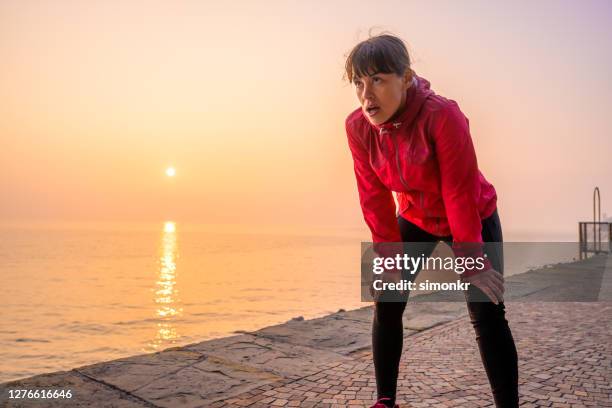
[353,71,412,126]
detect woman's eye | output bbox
[373,77,381,83]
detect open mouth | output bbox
[365,105,380,117]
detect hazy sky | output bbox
[1,0,611,239]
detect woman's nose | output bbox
[362,82,374,99]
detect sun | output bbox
[165,167,176,177]
[164,221,176,233]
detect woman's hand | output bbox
[462,268,505,304]
[369,270,405,301]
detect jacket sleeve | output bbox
[346,118,402,246]
[431,103,493,276]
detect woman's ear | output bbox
[402,69,413,90]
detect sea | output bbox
[0,221,578,382]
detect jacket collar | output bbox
[371,75,433,133]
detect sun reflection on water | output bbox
[148,221,183,350]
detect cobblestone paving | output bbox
[214,302,612,408]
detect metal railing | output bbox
[579,222,611,259]
[578,187,611,259]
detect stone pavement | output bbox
[1,255,611,407]
[214,302,611,408]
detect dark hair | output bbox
[344,34,413,83]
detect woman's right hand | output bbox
[369,270,405,301]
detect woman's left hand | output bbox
[462,268,505,304]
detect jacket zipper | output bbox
[420,191,429,222]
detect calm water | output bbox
[0,222,577,382]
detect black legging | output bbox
[373,209,519,407]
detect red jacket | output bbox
[346,76,497,274]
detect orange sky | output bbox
[1,0,611,239]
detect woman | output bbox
[344,34,519,408]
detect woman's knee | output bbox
[467,301,509,329]
[374,301,407,327]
